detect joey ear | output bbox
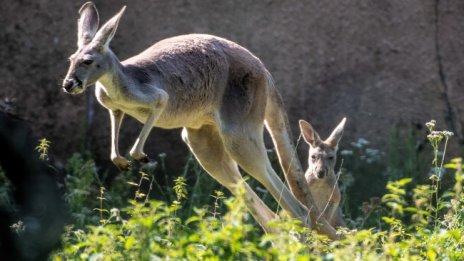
[299,119,322,147]
[77,2,99,48]
[326,117,346,148]
[92,5,126,49]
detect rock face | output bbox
[1,0,463,169]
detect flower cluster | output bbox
[426,120,454,144]
[342,138,382,164]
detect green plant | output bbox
[211,190,225,218]
[426,120,454,228]
[171,176,187,217]
[94,186,108,224]
[64,153,101,227]
[35,137,51,161]
[387,127,426,181]
[443,158,464,230]
[47,119,464,260]
[382,177,413,222]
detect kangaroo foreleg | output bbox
[129,112,158,162]
[109,109,130,170]
[129,91,168,162]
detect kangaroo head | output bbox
[299,118,346,181]
[62,2,126,95]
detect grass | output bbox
[1,120,463,260]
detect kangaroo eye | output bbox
[328,156,334,160]
[311,155,317,160]
[82,59,94,65]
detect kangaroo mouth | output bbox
[63,78,84,95]
[70,86,85,95]
[305,171,325,183]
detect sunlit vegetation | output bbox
[1,121,463,260]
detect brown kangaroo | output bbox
[62,2,340,239]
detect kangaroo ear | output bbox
[326,117,346,148]
[299,120,322,147]
[92,5,126,49]
[77,2,99,48]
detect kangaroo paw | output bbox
[130,152,151,163]
[112,156,131,171]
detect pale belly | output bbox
[122,105,215,129]
[95,91,215,130]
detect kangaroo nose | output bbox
[317,169,326,179]
[63,79,74,92]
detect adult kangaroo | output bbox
[62,2,339,239]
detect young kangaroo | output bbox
[62,2,340,239]
[299,118,346,228]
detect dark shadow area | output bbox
[0,111,65,261]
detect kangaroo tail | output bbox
[264,73,342,239]
[264,73,308,205]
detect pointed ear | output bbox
[326,117,346,148]
[299,120,322,147]
[77,2,99,48]
[92,5,126,49]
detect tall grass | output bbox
[0,120,462,260]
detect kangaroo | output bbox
[62,2,340,239]
[299,118,346,228]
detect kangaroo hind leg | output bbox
[218,121,309,227]
[182,125,278,233]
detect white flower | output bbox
[340,149,354,156]
[351,138,370,148]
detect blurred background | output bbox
[1,0,463,169]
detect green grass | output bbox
[1,120,463,260]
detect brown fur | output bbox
[62,2,341,239]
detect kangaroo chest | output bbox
[94,83,150,121]
[308,180,341,213]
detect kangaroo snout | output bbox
[62,79,74,91]
[62,78,83,94]
[317,169,326,179]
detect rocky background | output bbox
[1,0,463,171]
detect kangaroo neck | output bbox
[97,50,129,94]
